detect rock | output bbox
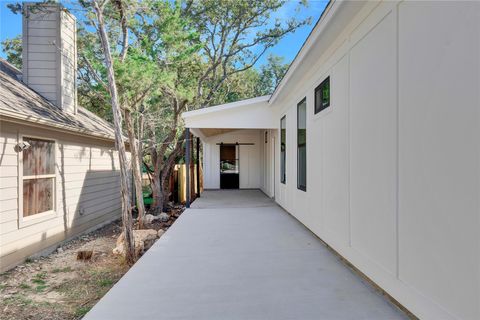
[56,247,64,253]
[144,214,159,225]
[157,229,165,238]
[113,229,159,257]
[159,212,170,222]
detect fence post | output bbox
[185,128,190,208]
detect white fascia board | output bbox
[182,95,276,129]
[182,95,270,119]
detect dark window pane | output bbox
[23,138,55,176]
[298,145,306,190]
[23,178,54,217]
[314,76,330,114]
[280,116,286,184]
[297,99,307,191]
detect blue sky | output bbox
[0,0,328,67]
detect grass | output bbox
[32,278,46,285]
[4,294,34,306]
[74,306,92,318]
[19,282,31,289]
[52,267,73,273]
[31,272,48,286]
[35,284,48,293]
[97,278,113,287]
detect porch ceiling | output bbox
[200,128,237,137]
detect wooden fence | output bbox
[142,164,203,205]
[173,164,203,203]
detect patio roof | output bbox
[182,96,275,139]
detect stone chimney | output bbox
[22,3,77,114]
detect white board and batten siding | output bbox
[269,2,479,320]
[202,130,263,190]
[0,121,124,271]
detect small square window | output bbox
[315,76,330,114]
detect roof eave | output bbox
[182,95,270,119]
[268,0,337,105]
[0,109,116,142]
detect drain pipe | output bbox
[185,128,190,208]
[196,137,200,198]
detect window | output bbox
[22,137,55,217]
[297,98,307,191]
[280,116,286,184]
[315,76,330,114]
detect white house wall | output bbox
[202,130,263,190]
[260,129,277,198]
[272,2,479,320]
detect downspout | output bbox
[185,128,190,208]
[196,137,200,198]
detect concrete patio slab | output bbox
[191,189,275,208]
[85,190,408,320]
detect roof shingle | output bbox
[0,65,115,140]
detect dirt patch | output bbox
[0,207,184,320]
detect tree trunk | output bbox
[151,171,164,214]
[93,1,135,265]
[125,109,146,229]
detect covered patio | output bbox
[85,190,408,320]
[182,96,277,206]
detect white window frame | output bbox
[18,135,57,228]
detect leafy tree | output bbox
[1,35,22,69]
[2,0,310,221]
[136,0,310,212]
[254,54,289,96]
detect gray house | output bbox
[0,4,125,271]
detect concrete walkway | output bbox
[85,190,408,320]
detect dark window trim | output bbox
[314,76,330,114]
[280,115,286,184]
[297,98,307,192]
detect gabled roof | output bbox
[0,62,115,141]
[182,95,276,139]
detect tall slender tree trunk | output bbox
[93,1,135,265]
[125,109,146,228]
[151,171,164,214]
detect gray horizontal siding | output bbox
[0,121,125,271]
